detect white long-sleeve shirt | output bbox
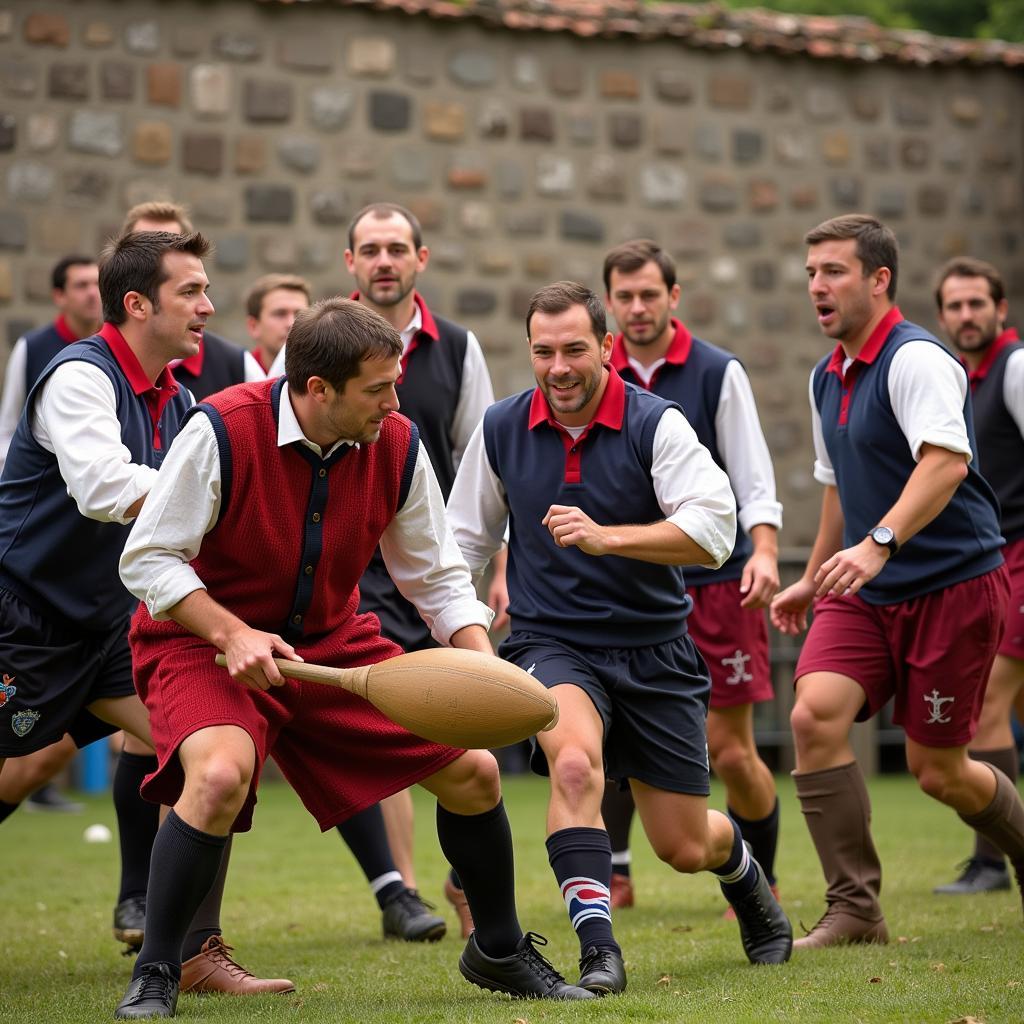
[120,383,493,646]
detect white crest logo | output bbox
[721,649,753,685]
[923,689,954,725]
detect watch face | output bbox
[872,527,894,545]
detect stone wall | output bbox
[1,1,1022,541]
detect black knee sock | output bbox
[181,836,231,960]
[336,803,404,908]
[546,827,619,956]
[728,798,780,886]
[133,811,228,981]
[436,800,521,957]
[0,799,20,824]
[113,752,160,903]
[601,783,636,877]
[448,867,463,890]
[711,818,758,898]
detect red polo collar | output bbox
[964,327,1020,386]
[610,318,692,376]
[348,291,440,342]
[826,306,903,379]
[53,315,83,343]
[250,348,270,374]
[528,364,626,433]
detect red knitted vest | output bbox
[133,379,416,645]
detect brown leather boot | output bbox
[959,766,1024,919]
[179,936,296,995]
[793,762,888,949]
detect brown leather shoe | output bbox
[179,936,296,995]
[610,873,634,910]
[444,875,475,939]
[793,907,889,950]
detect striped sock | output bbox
[546,827,620,955]
[711,821,759,899]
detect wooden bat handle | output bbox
[214,653,371,697]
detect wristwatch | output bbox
[868,526,899,557]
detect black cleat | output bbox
[459,931,597,1000]
[382,887,447,942]
[933,857,1010,895]
[113,896,146,953]
[25,783,83,813]
[722,860,793,964]
[114,962,179,1019]
[578,945,626,995]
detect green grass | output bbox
[1,774,1021,1023]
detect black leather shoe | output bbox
[114,962,179,1019]
[25,783,83,813]
[113,896,146,952]
[722,860,793,964]
[459,932,596,1000]
[933,857,1010,894]
[382,888,447,942]
[578,945,626,995]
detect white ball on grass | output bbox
[83,823,112,843]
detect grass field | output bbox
[1,773,1021,1023]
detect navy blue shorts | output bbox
[0,587,134,756]
[498,630,712,796]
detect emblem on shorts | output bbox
[923,689,954,725]
[526,663,537,676]
[721,650,753,685]
[0,674,15,707]
[11,709,40,737]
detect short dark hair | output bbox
[804,214,899,300]
[526,281,607,341]
[285,297,403,394]
[52,255,96,291]
[347,202,423,251]
[121,200,194,235]
[933,256,1006,309]
[244,273,312,319]
[602,239,677,293]
[98,231,212,325]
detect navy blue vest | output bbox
[812,318,1003,604]
[23,322,71,392]
[0,336,192,630]
[171,330,246,401]
[483,380,691,647]
[617,335,752,585]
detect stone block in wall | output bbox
[765,84,792,112]
[510,286,533,319]
[830,175,861,207]
[406,198,443,230]
[7,161,55,203]
[460,201,494,235]
[687,292,715,326]
[789,183,818,210]
[750,261,775,291]
[981,141,1014,170]
[875,185,906,218]
[449,51,496,88]
[694,123,723,161]
[893,92,931,127]
[36,210,83,254]
[260,235,298,271]
[609,112,642,149]
[391,147,432,189]
[431,240,466,269]
[49,63,88,100]
[864,137,890,169]
[948,95,981,125]
[172,26,205,57]
[121,178,174,209]
[278,136,320,174]
[0,13,9,42]
[25,264,53,301]
[457,289,497,315]
[586,155,626,201]
[995,177,1021,216]
[850,91,881,121]
[822,131,850,166]
[369,91,411,132]
[917,184,947,216]
[340,142,376,178]
[0,113,13,152]
[24,13,70,47]
[478,101,509,140]
[300,239,334,271]
[101,61,134,101]
[310,188,350,226]
[147,63,182,107]
[133,121,173,165]
[215,234,249,271]
[246,185,294,223]
[191,65,231,117]
[402,48,434,86]
[215,32,263,61]
[280,35,333,72]
[641,164,686,208]
[723,222,760,249]
[653,68,692,103]
[309,87,354,131]
[1,56,38,97]
[653,114,686,156]
[805,86,841,121]
[760,305,791,332]
[560,210,604,243]
[245,79,293,122]
[600,70,639,100]
[495,161,524,199]
[939,138,965,171]
[900,138,929,170]
[958,183,984,215]
[0,258,11,303]
[568,113,595,146]
[710,256,739,285]
[83,21,113,47]
[69,111,122,156]
[425,101,465,142]
[447,151,487,190]
[549,64,583,97]
[708,74,751,110]
[183,132,223,175]
[125,22,160,55]
[537,155,574,197]
[749,179,779,213]
[523,251,553,278]
[347,37,396,77]
[65,168,111,205]
[512,54,540,91]
[505,210,546,237]
[27,113,57,151]
[520,108,555,142]
[732,129,762,165]
[234,135,265,174]
[699,174,738,213]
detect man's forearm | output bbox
[166,589,249,650]
[601,520,719,567]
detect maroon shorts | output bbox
[999,537,1024,660]
[132,611,464,833]
[795,566,1010,747]
[688,578,773,710]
